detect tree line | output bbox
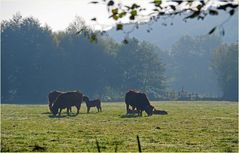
[1,14,237,103]
[161,35,237,101]
[1,14,165,103]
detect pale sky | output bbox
[0,0,118,31]
[1,0,238,32]
[0,0,156,31]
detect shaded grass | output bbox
[1,101,238,152]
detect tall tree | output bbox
[211,43,238,101]
[166,35,223,96]
[1,14,57,102]
[117,38,165,98]
[1,15,166,103]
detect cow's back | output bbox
[55,91,83,108]
[48,91,61,102]
[125,90,149,109]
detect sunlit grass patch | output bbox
[1,101,238,152]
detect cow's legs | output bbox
[49,104,52,112]
[136,109,142,116]
[67,107,70,115]
[97,106,99,112]
[139,110,142,116]
[69,107,72,112]
[76,105,80,115]
[126,104,130,114]
[87,107,90,113]
[59,108,62,116]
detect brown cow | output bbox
[51,91,83,116]
[83,96,102,113]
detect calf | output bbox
[83,96,102,113]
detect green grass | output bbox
[1,101,238,152]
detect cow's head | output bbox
[145,105,154,116]
[49,106,53,113]
[51,105,59,116]
[83,96,89,103]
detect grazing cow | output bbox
[51,91,83,116]
[153,108,168,115]
[125,90,154,116]
[83,96,102,113]
[48,91,64,112]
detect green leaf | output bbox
[131,3,140,9]
[184,11,200,19]
[131,10,137,16]
[90,1,98,4]
[112,15,119,20]
[90,34,97,43]
[153,0,161,7]
[229,9,235,16]
[76,29,83,35]
[116,24,123,30]
[209,10,218,15]
[112,8,118,15]
[119,12,127,18]
[170,5,176,11]
[153,8,159,12]
[197,4,202,11]
[123,39,128,44]
[175,1,183,5]
[208,27,216,35]
[129,15,135,20]
[107,0,114,6]
[218,4,238,10]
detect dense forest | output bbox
[1,14,238,103]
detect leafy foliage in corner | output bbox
[90,0,238,39]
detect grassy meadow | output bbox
[1,101,238,152]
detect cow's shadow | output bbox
[48,114,78,118]
[41,112,51,114]
[47,111,99,118]
[153,110,168,115]
[48,112,79,118]
[120,114,141,118]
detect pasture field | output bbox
[1,101,238,152]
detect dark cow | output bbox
[51,91,83,116]
[125,90,154,116]
[48,91,64,112]
[83,96,102,113]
